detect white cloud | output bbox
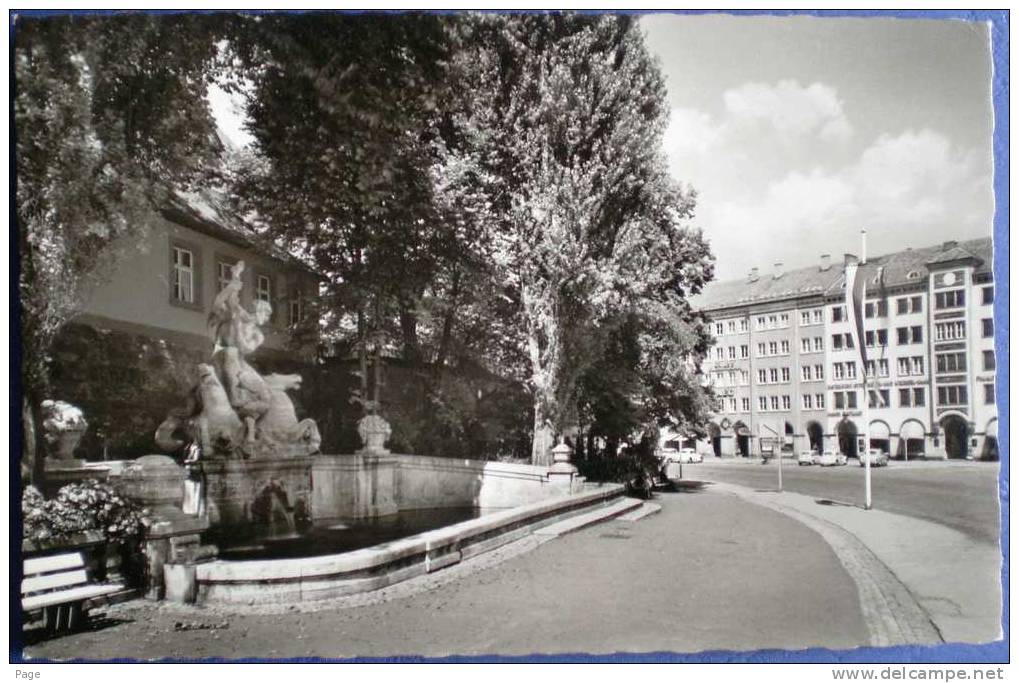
[683,126,990,279]
[722,79,853,142]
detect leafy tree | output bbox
[15,14,223,484]
[448,13,714,464]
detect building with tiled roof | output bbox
[688,235,997,462]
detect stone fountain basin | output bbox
[195,482,626,605]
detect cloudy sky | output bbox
[640,13,995,281]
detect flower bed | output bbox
[22,481,148,583]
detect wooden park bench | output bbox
[22,552,124,633]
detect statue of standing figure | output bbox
[154,260,321,460]
[209,260,275,451]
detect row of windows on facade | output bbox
[719,384,994,416]
[171,244,307,326]
[714,350,993,389]
[714,318,992,361]
[713,286,993,339]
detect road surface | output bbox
[688,460,1001,546]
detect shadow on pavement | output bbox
[815,498,862,509]
[660,479,711,494]
[21,614,135,646]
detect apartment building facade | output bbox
[692,237,997,461]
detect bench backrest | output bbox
[22,552,89,598]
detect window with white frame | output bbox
[833,363,844,379]
[759,397,768,411]
[801,338,811,353]
[770,396,779,411]
[800,311,810,326]
[813,337,823,352]
[801,366,812,381]
[781,367,790,382]
[289,298,304,326]
[815,394,825,409]
[802,394,813,409]
[814,364,823,379]
[769,368,778,383]
[741,397,750,412]
[846,362,857,379]
[172,246,195,304]
[780,340,789,354]
[781,395,791,410]
[256,274,272,303]
[216,260,235,292]
[740,345,749,359]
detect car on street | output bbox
[817,452,848,467]
[859,449,889,467]
[675,448,703,464]
[798,451,816,466]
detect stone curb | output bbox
[710,482,943,647]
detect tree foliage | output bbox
[442,14,715,462]
[15,14,224,481]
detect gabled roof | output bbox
[163,190,321,279]
[692,236,993,312]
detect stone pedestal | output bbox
[118,455,214,601]
[548,442,579,493]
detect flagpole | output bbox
[863,370,872,510]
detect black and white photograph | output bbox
[11,7,1007,667]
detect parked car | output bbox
[675,448,703,464]
[859,449,889,467]
[797,451,816,466]
[817,452,847,467]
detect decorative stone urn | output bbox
[357,414,392,454]
[41,400,88,468]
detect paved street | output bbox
[688,460,1001,546]
[24,486,870,660]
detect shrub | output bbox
[22,480,147,544]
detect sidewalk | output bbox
[710,481,1002,645]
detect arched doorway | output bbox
[941,415,969,459]
[898,420,926,459]
[982,419,999,461]
[733,421,751,457]
[869,420,891,454]
[837,419,859,458]
[708,422,722,458]
[806,421,824,453]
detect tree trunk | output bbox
[22,389,47,490]
[531,402,555,466]
[22,396,37,486]
[399,307,422,365]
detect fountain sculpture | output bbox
[154,260,321,460]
